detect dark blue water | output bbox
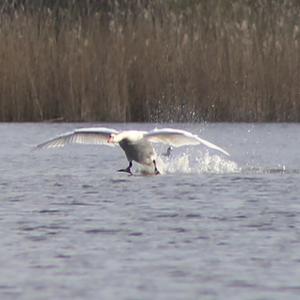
[1,123,300,300]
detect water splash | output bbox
[159,154,192,174]
[138,151,240,175]
[241,164,299,175]
[194,153,241,174]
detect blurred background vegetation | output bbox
[1,0,300,122]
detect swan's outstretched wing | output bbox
[144,128,229,156]
[36,127,119,149]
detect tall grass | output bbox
[1,0,300,122]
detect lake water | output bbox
[1,123,300,300]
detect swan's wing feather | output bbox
[144,128,229,156]
[36,127,119,149]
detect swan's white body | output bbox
[36,127,229,174]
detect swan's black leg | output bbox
[153,160,160,175]
[118,161,133,175]
[163,146,173,157]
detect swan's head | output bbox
[107,132,127,144]
[107,133,118,144]
[107,131,145,144]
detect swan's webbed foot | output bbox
[118,161,133,175]
[153,160,160,175]
[118,168,133,175]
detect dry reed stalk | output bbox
[0,0,300,122]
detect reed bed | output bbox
[1,0,300,122]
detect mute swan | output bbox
[36,127,229,175]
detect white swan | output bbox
[36,127,229,174]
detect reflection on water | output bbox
[1,123,300,300]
